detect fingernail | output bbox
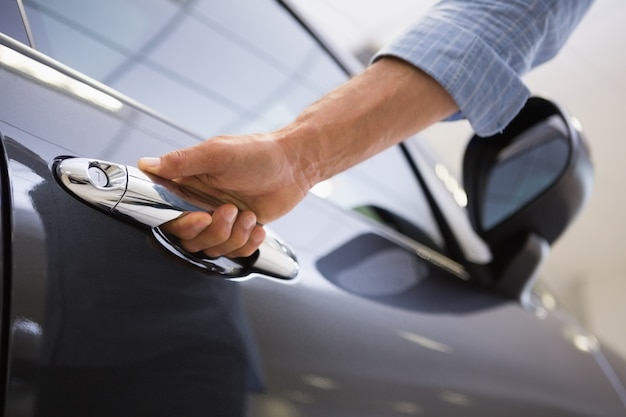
[140,157,161,167]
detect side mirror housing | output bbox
[463,96,594,298]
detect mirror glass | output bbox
[481,115,570,230]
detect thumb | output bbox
[138,146,208,179]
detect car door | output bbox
[2,0,626,416]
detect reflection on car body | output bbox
[1,0,626,416]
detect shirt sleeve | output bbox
[373,0,594,136]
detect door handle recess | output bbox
[53,157,298,280]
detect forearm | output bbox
[276,57,457,191]
[375,0,594,136]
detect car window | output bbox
[23,0,342,135]
[22,0,444,249]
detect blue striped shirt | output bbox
[374,0,594,136]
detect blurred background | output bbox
[290,0,626,357]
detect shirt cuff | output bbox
[373,14,530,137]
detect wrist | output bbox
[274,119,326,192]
[274,57,458,192]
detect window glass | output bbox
[311,145,444,249]
[24,0,342,135]
[23,0,443,248]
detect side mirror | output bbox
[463,96,594,298]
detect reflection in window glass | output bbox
[316,144,445,248]
[24,0,345,136]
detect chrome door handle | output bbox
[54,157,298,280]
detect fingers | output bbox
[222,225,266,259]
[161,204,265,259]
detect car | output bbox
[1,0,626,416]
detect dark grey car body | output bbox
[1,1,626,416]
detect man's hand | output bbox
[138,132,310,259]
[139,58,457,259]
